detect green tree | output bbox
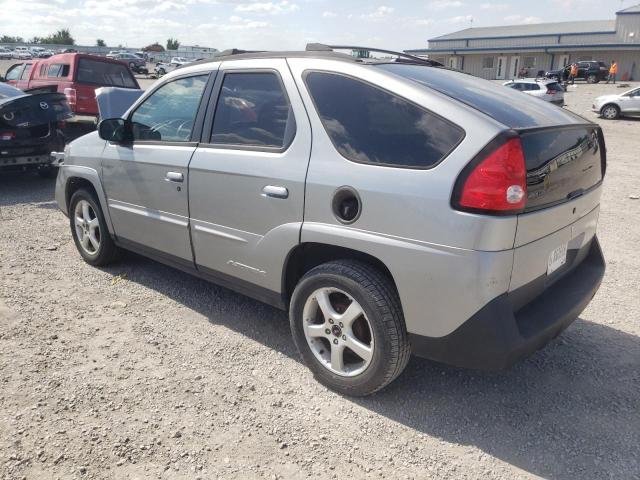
[0,35,24,43]
[166,38,180,50]
[43,29,75,45]
[96,39,106,47]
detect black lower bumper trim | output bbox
[410,237,605,371]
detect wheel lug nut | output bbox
[325,329,331,335]
[342,335,346,340]
[333,339,338,345]
[328,319,334,324]
[339,322,344,328]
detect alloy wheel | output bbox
[74,200,101,255]
[602,106,618,120]
[302,287,374,377]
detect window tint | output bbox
[210,72,294,148]
[76,58,137,88]
[305,72,464,169]
[5,64,24,81]
[130,75,208,142]
[48,63,70,78]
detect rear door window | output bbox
[210,72,295,148]
[304,71,464,168]
[130,74,208,142]
[48,63,70,78]
[20,64,32,80]
[76,58,137,88]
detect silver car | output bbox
[55,45,606,396]
[592,86,640,119]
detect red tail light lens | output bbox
[546,89,555,95]
[63,87,76,107]
[452,134,527,214]
[0,131,16,141]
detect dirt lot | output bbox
[1,73,639,479]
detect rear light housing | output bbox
[63,87,76,107]
[0,131,16,141]
[451,131,527,215]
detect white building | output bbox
[406,4,640,81]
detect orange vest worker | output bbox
[570,64,578,76]
[610,62,618,75]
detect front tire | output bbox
[69,189,119,266]
[587,74,597,84]
[601,104,620,120]
[289,260,410,396]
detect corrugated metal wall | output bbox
[616,14,640,43]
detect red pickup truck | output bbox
[4,53,140,130]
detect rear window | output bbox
[76,58,137,88]
[546,82,564,92]
[304,71,464,169]
[377,63,586,129]
[47,63,70,78]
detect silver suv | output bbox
[55,45,606,396]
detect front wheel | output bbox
[69,189,119,266]
[587,74,597,84]
[601,104,620,120]
[289,260,410,396]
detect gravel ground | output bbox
[1,79,639,480]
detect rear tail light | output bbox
[452,133,527,215]
[546,88,555,95]
[0,131,16,141]
[63,87,76,107]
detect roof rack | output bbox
[305,43,443,67]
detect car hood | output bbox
[95,87,144,120]
[594,94,621,103]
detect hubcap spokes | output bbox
[74,200,100,255]
[303,287,373,377]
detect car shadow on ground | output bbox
[114,252,639,480]
[0,171,56,207]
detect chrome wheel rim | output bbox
[602,107,617,119]
[74,200,100,255]
[302,287,374,377]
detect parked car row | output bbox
[154,56,193,76]
[0,46,75,60]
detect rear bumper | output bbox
[410,237,605,370]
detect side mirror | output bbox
[98,118,131,143]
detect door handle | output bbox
[262,185,289,199]
[165,172,184,183]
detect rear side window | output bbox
[76,58,137,88]
[130,75,208,142]
[210,72,295,148]
[48,63,70,78]
[546,83,564,92]
[304,72,464,168]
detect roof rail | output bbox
[305,43,443,66]
[217,48,264,57]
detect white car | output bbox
[12,46,32,59]
[592,86,640,120]
[503,78,564,106]
[0,47,13,59]
[154,57,191,76]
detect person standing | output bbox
[569,63,578,85]
[607,60,618,84]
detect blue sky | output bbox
[0,0,633,50]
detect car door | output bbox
[101,72,213,265]
[188,59,311,296]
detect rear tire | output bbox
[587,74,597,84]
[289,260,410,396]
[601,104,620,120]
[69,189,119,266]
